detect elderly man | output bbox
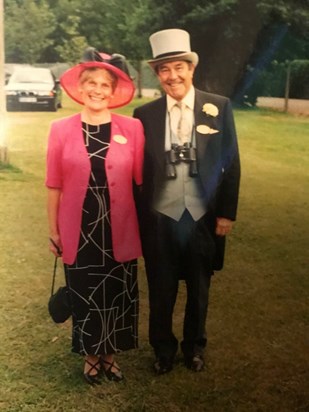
[134,29,240,374]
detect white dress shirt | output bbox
[165,86,195,150]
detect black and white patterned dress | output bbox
[66,122,138,356]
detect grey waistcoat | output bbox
[153,110,207,221]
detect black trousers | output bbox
[142,209,215,359]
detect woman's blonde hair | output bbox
[79,67,118,91]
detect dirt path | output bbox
[257,97,309,116]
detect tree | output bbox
[5,0,55,63]
[126,0,309,99]
[42,0,88,63]
[231,1,309,103]
[4,0,308,101]
[104,0,157,97]
[76,0,156,96]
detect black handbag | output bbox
[48,257,71,323]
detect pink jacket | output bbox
[46,112,144,264]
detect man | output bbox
[134,29,240,374]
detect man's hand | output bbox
[215,217,233,236]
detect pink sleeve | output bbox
[133,118,145,186]
[45,121,63,189]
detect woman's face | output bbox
[78,68,116,112]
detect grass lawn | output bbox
[0,94,308,412]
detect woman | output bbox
[46,49,144,385]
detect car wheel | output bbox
[48,100,57,112]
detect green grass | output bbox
[0,95,308,411]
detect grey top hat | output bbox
[147,29,199,69]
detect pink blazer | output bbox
[46,113,144,264]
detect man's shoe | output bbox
[153,357,174,375]
[184,354,205,372]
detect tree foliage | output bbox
[5,0,55,63]
[43,0,88,63]
[136,0,309,97]
[4,0,309,98]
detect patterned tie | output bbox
[176,101,190,143]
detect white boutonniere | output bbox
[202,103,219,117]
[196,125,219,135]
[196,103,220,134]
[113,134,127,144]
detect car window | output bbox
[10,69,53,84]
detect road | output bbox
[257,97,309,116]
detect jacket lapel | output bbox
[150,97,167,172]
[194,90,212,159]
[70,113,89,158]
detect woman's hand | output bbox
[49,235,62,257]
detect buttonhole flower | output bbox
[196,125,219,135]
[202,103,219,117]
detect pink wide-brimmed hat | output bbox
[60,48,135,109]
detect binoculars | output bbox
[165,143,198,179]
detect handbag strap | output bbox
[50,256,58,297]
[49,238,63,297]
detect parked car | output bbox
[5,67,62,112]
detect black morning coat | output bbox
[134,88,241,271]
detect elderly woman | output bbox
[46,49,144,385]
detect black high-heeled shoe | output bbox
[100,358,124,382]
[84,358,102,385]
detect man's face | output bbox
[156,60,195,101]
